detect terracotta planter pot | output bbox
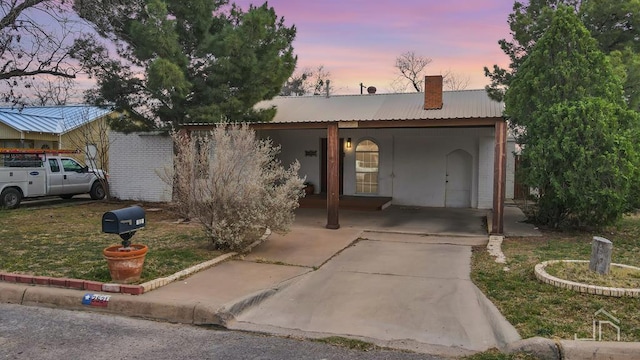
[103,244,148,284]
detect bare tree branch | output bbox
[280,65,332,96]
[394,51,432,92]
[1,0,88,103]
[442,69,470,91]
[31,76,77,105]
[0,0,45,30]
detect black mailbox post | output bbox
[102,206,145,248]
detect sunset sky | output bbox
[232,0,515,94]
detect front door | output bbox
[445,149,472,208]
[320,138,344,194]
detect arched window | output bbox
[355,140,379,194]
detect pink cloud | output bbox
[232,0,513,94]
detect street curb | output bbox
[505,337,640,360]
[504,337,560,360]
[1,282,208,325]
[559,339,640,360]
[0,283,26,303]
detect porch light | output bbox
[346,138,352,149]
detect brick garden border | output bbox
[0,229,271,296]
[535,260,640,297]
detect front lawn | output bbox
[472,214,640,341]
[0,201,221,283]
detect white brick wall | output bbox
[263,127,497,209]
[108,131,173,202]
[108,128,505,209]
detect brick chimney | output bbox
[424,75,443,110]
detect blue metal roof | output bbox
[0,105,113,134]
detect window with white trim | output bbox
[355,140,379,194]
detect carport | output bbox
[293,206,489,236]
[185,75,507,234]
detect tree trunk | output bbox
[589,236,612,275]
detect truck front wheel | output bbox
[1,188,22,209]
[90,182,106,200]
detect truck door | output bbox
[60,158,93,194]
[47,159,64,195]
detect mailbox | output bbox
[102,205,145,237]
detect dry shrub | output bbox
[162,123,304,251]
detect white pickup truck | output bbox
[0,151,107,209]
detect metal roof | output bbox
[0,105,113,134]
[254,89,504,124]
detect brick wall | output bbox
[108,131,173,202]
[424,75,443,110]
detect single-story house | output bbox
[183,76,512,233]
[0,105,115,168]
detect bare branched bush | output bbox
[157,130,206,221]
[60,107,112,200]
[163,124,304,251]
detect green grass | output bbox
[0,201,222,283]
[472,214,640,341]
[545,261,640,288]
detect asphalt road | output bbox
[0,304,443,360]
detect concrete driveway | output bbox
[225,207,520,357]
[149,206,522,356]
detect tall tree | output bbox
[1,0,85,104]
[393,51,432,92]
[280,65,332,96]
[392,51,470,93]
[72,0,297,131]
[485,0,640,110]
[441,69,470,91]
[505,6,640,228]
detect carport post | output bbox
[491,121,507,234]
[326,122,340,229]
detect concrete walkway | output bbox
[230,232,519,357]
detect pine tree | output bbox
[505,6,640,228]
[73,0,296,130]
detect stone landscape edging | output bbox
[535,260,640,297]
[0,229,272,295]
